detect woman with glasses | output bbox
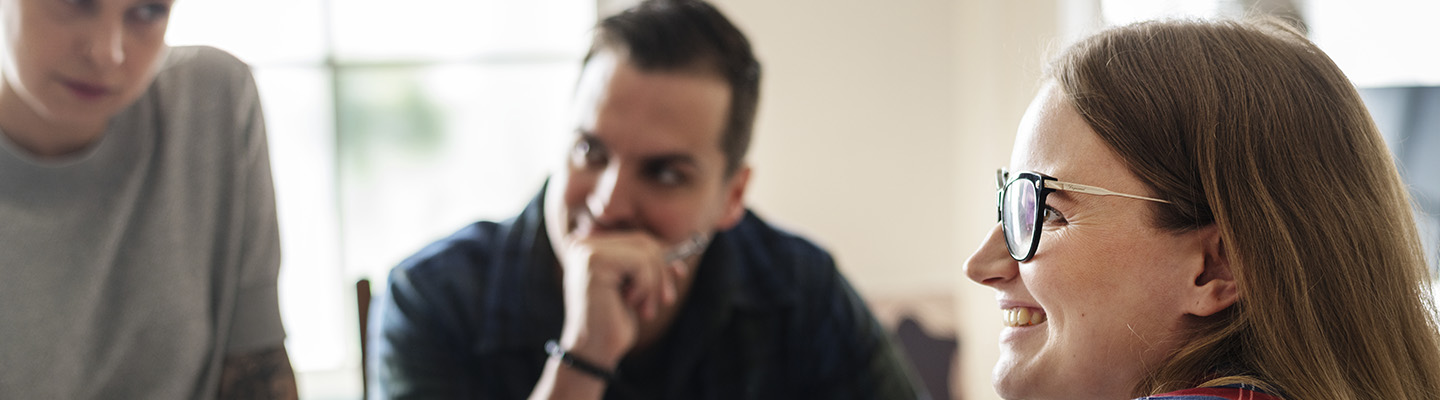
[0,0,295,398]
[965,18,1440,400]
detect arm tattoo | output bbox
[218,346,299,400]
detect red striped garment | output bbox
[1139,384,1282,400]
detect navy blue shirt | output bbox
[370,190,927,400]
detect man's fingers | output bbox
[646,294,660,320]
[669,260,687,282]
[622,276,649,310]
[565,233,694,323]
[661,275,676,305]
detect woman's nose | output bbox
[965,223,1019,286]
[82,21,127,69]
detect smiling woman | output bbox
[0,0,297,398]
[965,18,1440,400]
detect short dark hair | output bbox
[584,0,762,177]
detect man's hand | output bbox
[556,232,688,369]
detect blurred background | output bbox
[163,0,1439,398]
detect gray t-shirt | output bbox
[0,46,285,399]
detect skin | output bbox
[529,49,750,400]
[218,347,298,400]
[964,83,1237,400]
[1,1,298,397]
[0,0,171,157]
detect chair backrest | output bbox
[893,316,957,399]
[867,294,960,399]
[357,278,372,400]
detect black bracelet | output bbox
[544,340,617,382]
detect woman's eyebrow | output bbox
[1046,189,1080,206]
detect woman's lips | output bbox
[1003,306,1047,327]
[64,80,111,99]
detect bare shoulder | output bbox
[219,346,298,400]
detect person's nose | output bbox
[586,164,638,231]
[83,19,126,69]
[965,223,1019,287]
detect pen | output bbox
[664,233,710,264]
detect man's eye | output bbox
[650,166,687,186]
[571,140,606,166]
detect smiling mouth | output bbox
[1003,307,1047,327]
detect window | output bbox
[1359,87,1440,282]
[167,1,595,397]
[1308,0,1440,280]
[1099,0,1232,25]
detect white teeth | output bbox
[1003,307,1046,327]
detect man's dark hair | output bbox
[584,0,762,177]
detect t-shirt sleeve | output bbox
[224,62,287,353]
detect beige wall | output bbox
[950,3,1062,399]
[706,1,1062,399]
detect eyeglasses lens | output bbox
[1002,178,1037,260]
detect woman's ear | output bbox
[1186,225,1239,317]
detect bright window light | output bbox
[167,1,594,398]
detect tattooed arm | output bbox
[218,345,299,400]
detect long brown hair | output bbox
[1048,19,1440,399]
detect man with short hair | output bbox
[369,1,927,398]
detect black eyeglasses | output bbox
[996,169,1171,261]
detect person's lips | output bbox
[997,300,1047,344]
[998,299,1047,328]
[1002,307,1047,327]
[63,80,111,99]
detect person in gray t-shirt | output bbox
[0,1,295,399]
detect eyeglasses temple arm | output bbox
[1045,181,1172,204]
